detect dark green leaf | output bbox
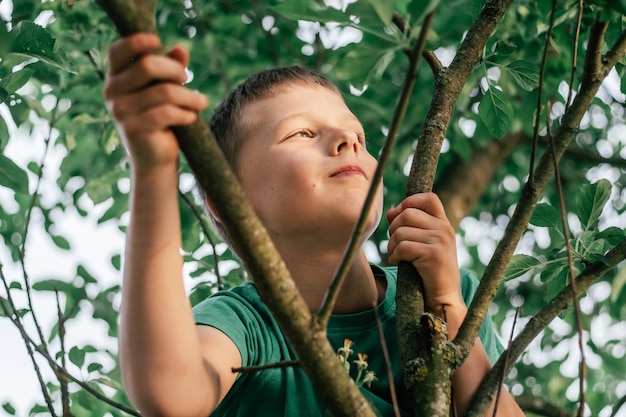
[111,254,121,271]
[0,153,30,194]
[575,179,611,231]
[407,0,439,25]
[529,203,560,229]
[69,346,86,368]
[478,87,512,138]
[9,281,22,290]
[9,21,73,72]
[2,402,16,415]
[87,362,103,373]
[335,47,396,89]
[503,254,541,281]
[0,68,35,102]
[270,1,348,24]
[596,226,626,246]
[77,265,97,284]
[504,60,539,91]
[32,279,74,294]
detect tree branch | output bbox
[465,239,626,416]
[455,15,619,357]
[514,395,575,417]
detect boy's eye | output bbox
[291,130,314,138]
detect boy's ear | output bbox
[205,197,222,224]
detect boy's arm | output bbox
[105,33,240,417]
[387,193,524,416]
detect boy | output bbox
[104,33,524,417]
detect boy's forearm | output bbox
[440,304,524,416]
[120,165,213,416]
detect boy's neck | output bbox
[276,242,384,314]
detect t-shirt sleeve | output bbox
[192,286,269,369]
[460,269,505,363]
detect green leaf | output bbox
[77,265,97,284]
[270,1,348,24]
[611,267,626,303]
[111,254,122,271]
[87,362,103,373]
[504,60,539,91]
[69,346,86,368]
[335,47,396,89]
[32,279,74,294]
[367,0,396,26]
[575,179,611,231]
[0,153,30,194]
[478,87,512,138]
[596,226,626,246]
[0,68,35,103]
[407,0,439,24]
[51,234,71,250]
[503,254,541,281]
[9,21,73,72]
[9,281,22,290]
[2,402,16,415]
[529,203,560,229]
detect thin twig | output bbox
[0,263,58,417]
[529,0,557,188]
[565,0,584,112]
[19,109,57,348]
[373,302,401,417]
[55,289,71,416]
[317,9,436,325]
[546,101,586,417]
[492,307,519,417]
[178,188,223,288]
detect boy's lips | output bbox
[331,165,367,178]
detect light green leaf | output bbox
[52,235,71,250]
[0,153,30,194]
[575,179,611,231]
[367,0,396,26]
[611,267,626,303]
[504,60,539,91]
[503,254,541,281]
[0,68,35,103]
[33,279,74,293]
[478,87,512,138]
[270,1,348,23]
[530,203,560,229]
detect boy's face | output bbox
[236,83,383,247]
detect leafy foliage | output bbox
[0,0,625,416]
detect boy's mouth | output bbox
[331,165,367,178]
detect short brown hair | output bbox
[198,66,341,249]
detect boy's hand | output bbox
[386,192,463,311]
[104,33,208,172]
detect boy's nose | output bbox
[330,130,359,155]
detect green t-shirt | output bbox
[192,265,503,417]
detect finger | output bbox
[109,84,207,127]
[107,33,162,76]
[166,45,189,67]
[105,54,189,99]
[387,206,440,238]
[122,104,199,138]
[397,193,447,220]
